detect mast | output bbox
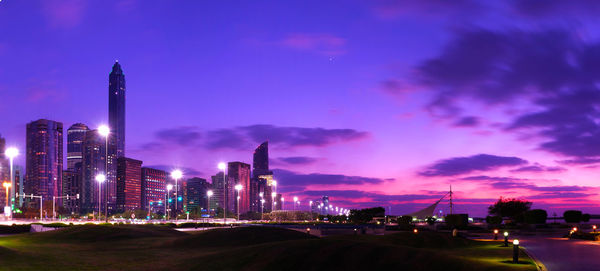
[449,185,453,215]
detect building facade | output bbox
[66,123,89,171]
[228,162,251,214]
[81,130,117,214]
[210,172,225,211]
[62,168,81,214]
[24,119,63,209]
[141,167,166,214]
[185,177,209,213]
[109,61,126,158]
[116,157,142,212]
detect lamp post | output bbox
[3,182,11,217]
[235,184,242,221]
[259,192,264,220]
[218,162,227,224]
[166,184,173,220]
[281,197,285,211]
[207,190,213,215]
[95,174,106,221]
[293,196,298,211]
[98,125,110,223]
[493,229,499,240]
[271,192,276,212]
[5,147,18,210]
[503,231,509,247]
[513,239,520,263]
[171,169,183,219]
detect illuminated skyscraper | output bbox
[25,119,63,209]
[210,172,225,211]
[81,130,117,214]
[109,61,126,158]
[251,141,274,213]
[228,162,251,214]
[67,123,89,171]
[185,177,209,213]
[141,167,167,214]
[253,141,270,176]
[116,157,142,212]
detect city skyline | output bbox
[2,1,600,217]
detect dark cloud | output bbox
[408,28,600,159]
[452,116,480,127]
[302,190,444,203]
[511,0,600,18]
[147,124,368,151]
[510,164,566,173]
[527,192,595,200]
[558,158,600,165]
[144,165,204,178]
[420,154,527,177]
[274,156,319,165]
[274,169,388,187]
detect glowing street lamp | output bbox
[293,196,298,211]
[166,184,173,220]
[171,169,183,218]
[95,174,106,220]
[235,184,242,220]
[503,231,509,247]
[98,125,110,222]
[281,197,285,211]
[493,229,499,240]
[513,239,520,263]
[218,162,227,224]
[271,192,276,211]
[5,147,18,206]
[207,190,213,213]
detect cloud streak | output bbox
[420,154,527,176]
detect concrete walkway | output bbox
[515,233,600,271]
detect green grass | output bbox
[0,225,537,271]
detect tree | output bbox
[488,198,532,220]
[349,207,385,224]
[524,209,547,224]
[582,213,591,223]
[485,215,502,225]
[563,210,582,223]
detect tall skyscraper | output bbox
[0,134,7,206]
[25,119,63,209]
[63,166,81,214]
[210,172,225,211]
[251,141,274,213]
[185,177,209,213]
[228,162,251,214]
[141,167,166,214]
[109,61,126,158]
[81,130,117,214]
[67,123,89,171]
[116,157,142,212]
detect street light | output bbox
[166,184,173,220]
[293,196,298,211]
[271,192,276,211]
[95,174,106,221]
[207,190,213,214]
[235,184,242,221]
[98,125,110,222]
[218,162,227,224]
[281,197,285,211]
[171,169,183,219]
[503,231,509,247]
[5,147,18,208]
[513,239,520,263]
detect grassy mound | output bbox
[168,226,316,248]
[30,224,187,242]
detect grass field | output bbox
[0,225,537,271]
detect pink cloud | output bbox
[42,0,87,28]
[279,33,346,56]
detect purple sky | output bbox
[2,0,600,216]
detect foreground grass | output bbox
[0,225,536,271]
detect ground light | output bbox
[503,232,509,247]
[493,229,499,240]
[513,239,520,263]
[594,225,597,233]
[413,228,418,234]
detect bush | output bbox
[0,224,31,234]
[398,216,413,225]
[564,210,582,223]
[445,214,469,229]
[485,215,502,225]
[426,216,436,225]
[524,209,547,224]
[582,213,591,222]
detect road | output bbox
[515,233,600,271]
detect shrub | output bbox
[524,209,547,224]
[397,216,413,225]
[445,214,469,229]
[486,215,502,225]
[426,216,436,225]
[582,213,591,222]
[564,210,582,223]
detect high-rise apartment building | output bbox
[81,130,117,214]
[116,157,143,212]
[210,172,225,211]
[25,119,63,209]
[228,162,251,214]
[185,177,209,213]
[63,167,81,214]
[141,167,166,214]
[66,123,89,171]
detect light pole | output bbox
[95,174,106,221]
[271,192,276,212]
[5,147,18,210]
[3,182,11,217]
[281,197,285,211]
[259,192,264,220]
[218,162,227,224]
[207,190,213,215]
[235,184,242,221]
[171,169,183,219]
[293,196,298,211]
[98,125,110,223]
[166,184,173,220]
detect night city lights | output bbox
[1,1,600,270]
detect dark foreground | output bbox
[0,225,536,271]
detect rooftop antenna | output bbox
[449,185,453,215]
